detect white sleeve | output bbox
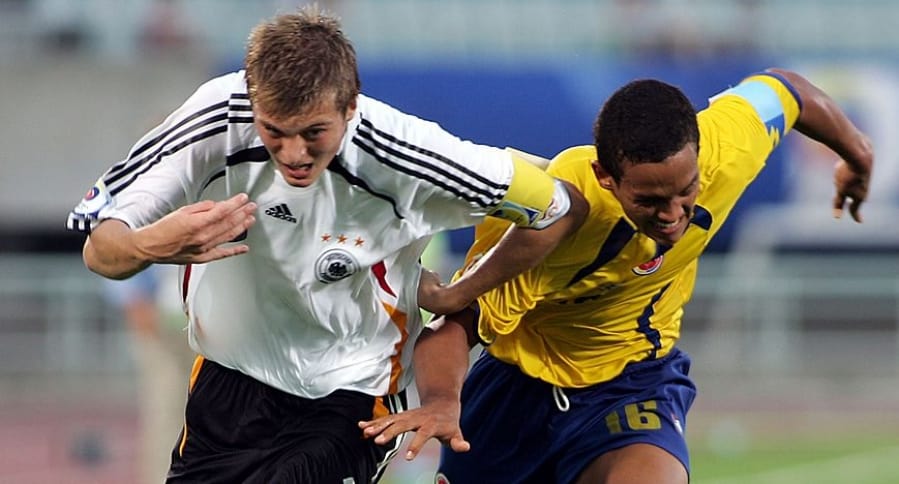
[346,96,514,234]
[66,74,240,233]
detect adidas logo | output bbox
[264,203,297,223]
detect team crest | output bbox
[74,179,113,217]
[632,255,664,276]
[435,472,451,484]
[315,248,360,283]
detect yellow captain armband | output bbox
[488,154,571,229]
[505,146,551,170]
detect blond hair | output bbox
[245,5,360,117]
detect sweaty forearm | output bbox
[83,219,152,280]
[448,181,587,307]
[414,310,477,406]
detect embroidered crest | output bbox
[632,254,664,276]
[74,179,113,217]
[315,248,359,283]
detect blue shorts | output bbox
[438,348,696,484]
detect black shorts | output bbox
[167,357,408,484]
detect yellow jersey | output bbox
[460,73,802,388]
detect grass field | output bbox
[691,437,899,483]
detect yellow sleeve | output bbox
[709,71,802,148]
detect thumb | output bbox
[449,434,471,453]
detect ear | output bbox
[344,97,358,121]
[592,160,615,190]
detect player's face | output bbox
[254,95,356,188]
[595,143,700,246]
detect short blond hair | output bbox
[245,5,360,117]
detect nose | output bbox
[278,135,308,165]
[656,199,686,223]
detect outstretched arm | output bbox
[84,193,257,279]
[767,68,874,222]
[419,179,587,315]
[359,305,479,460]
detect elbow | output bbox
[82,237,135,280]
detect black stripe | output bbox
[636,284,668,359]
[327,158,404,219]
[357,118,507,204]
[360,118,507,192]
[119,100,229,166]
[106,112,230,187]
[354,131,504,208]
[109,125,228,197]
[201,169,226,191]
[226,146,269,166]
[108,92,250,179]
[566,218,636,287]
[396,389,408,412]
[353,137,498,209]
[690,204,712,230]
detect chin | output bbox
[285,178,314,188]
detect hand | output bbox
[832,159,870,223]
[359,398,470,461]
[137,193,257,263]
[418,268,467,315]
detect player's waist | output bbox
[487,335,676,388]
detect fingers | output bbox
[208,194,257,245]
[848,197,864,223]
[191,243,251,264]
[831,193,864,223]
[831,193,845,219]
[404,432,431,460]
[186,194,257,256]
[358,417,407,444]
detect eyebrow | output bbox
[261,120,286,134]
[681,173,700,194]
[261,119,331,135]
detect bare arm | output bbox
[84,193,257,279]
[360,306,479,460]
[419,180,587,315]
[767,68,874,222]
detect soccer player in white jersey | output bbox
[65,7,586,484]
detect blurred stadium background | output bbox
[1,0,898,482]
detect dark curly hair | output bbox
[594,79,699,182]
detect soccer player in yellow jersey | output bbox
[361,68,873,484]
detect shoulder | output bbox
[353,93,436,135]
[547,145,597,189]
[189,70,248,105]
[702,72,801,139]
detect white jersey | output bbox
[67,71,518,398]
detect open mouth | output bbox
[282,163,314,177]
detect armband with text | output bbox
[488,156,570,229]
